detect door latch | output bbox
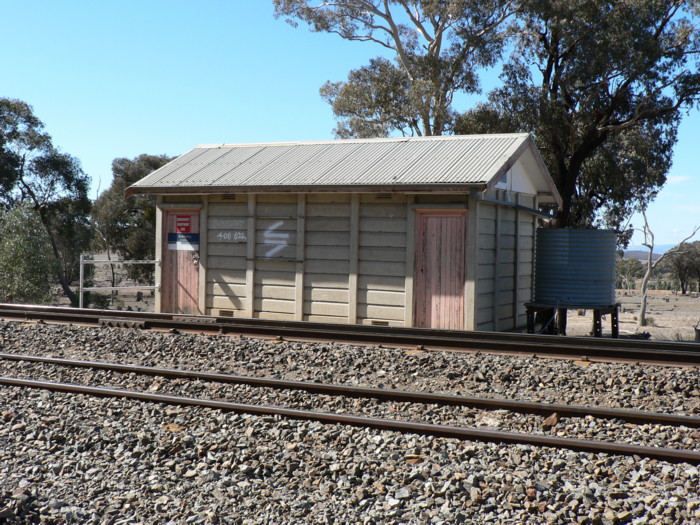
[192,252,200,266]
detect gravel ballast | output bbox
[1,321,700,523]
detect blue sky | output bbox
[2,1,697,247]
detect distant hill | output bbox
[623,250,662,262]
[624,244,676,258]
[626,244,676,254]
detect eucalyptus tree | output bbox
[636,212,698,327]
[91,154,173,281]
[0,97,91,303]
[457,0,700,229]
[691,241,700,292]
[0,204,57,304]
[616,257,644,292]
[668,247,695,293]
[274,0,516,137]
[666,241,700,293]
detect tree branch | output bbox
[399,0,433,46]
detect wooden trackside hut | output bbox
[127,134,561,331]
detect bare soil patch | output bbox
[566,290,700,342]
[54,254,156,312]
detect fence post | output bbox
[75,256,160,309]
[79,255,84,309]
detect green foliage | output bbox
[665,241,700,294]
[0,99,90,210]
[0,204,58,304]
[275,0,515,137]
[86,292,112,310]
[456,0,700,229]
[47,196,93,284]
[91,154,173,281]
[0,99,41,198]
[639,239,700,293]
[321,58,419,138]
[277,1,700,230]
[0,97,91,302]
[616,257,644,290]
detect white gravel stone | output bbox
[0,321,699,523]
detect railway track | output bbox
[1,303,700,366]
[1,352,699,464]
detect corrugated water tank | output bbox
[534,229,617,307]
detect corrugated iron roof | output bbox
[128,134,545,194]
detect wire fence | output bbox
[78,255,160,309]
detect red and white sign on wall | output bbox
[175,215,191,233]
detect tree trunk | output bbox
[638,251,654,329]
[638,290,649,327]
[637,213,699,328]
[50,236,78,305]
[554,195,571,228]
[553,165,578,228]
[57,273,77,305]
[19,179,79,306]
[101,243,117,306]
[38,209,78,305]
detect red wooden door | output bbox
[162,211,200,314]
[413,211,466,329]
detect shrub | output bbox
[0,204,58,304]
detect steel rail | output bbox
[2,352,699,428]
[0,304,175,321]
[1,304,700,365]
[0,303,680,348]
[3,302,699,352]
[1,376,698,465]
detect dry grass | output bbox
[56,254,156,312]
[566,290,700,342]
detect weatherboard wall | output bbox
[474,190,537,331]
[157,189,540,330]
[189,193,412,325]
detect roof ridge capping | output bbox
[194,133,531,149]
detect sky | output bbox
[2,1,697,248]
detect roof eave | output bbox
[125,183,488,198]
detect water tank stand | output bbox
[525,303,619,338]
